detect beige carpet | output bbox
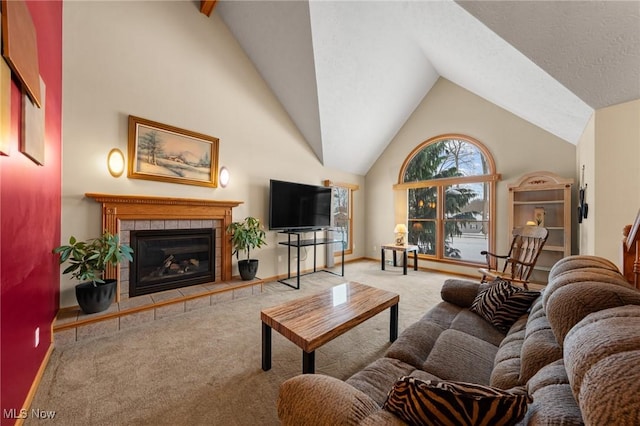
[28,260,453,425]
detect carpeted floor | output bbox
[28,260,454,425]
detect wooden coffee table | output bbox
[261,281,399,374]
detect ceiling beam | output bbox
[200,1,217,17]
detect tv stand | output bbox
[277,229,345,289]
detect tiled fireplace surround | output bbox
[54,193,263,345]
[119,218,222,299]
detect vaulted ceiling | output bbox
[204,1,640,175]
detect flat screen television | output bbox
[269,179,332,230]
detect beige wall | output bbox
[577,115,595,254]
[365,78,577,276]
[60,1,364,307]
[578,99,640,267]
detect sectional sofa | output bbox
[277,255,640,425]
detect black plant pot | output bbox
[238,259,259,281]
[75,279,117,314]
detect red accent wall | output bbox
[1,1,62,423]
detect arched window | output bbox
[395,134,500,265]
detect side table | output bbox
[381,244,419,275]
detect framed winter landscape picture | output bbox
[128,115,219,188]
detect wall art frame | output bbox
[0,55,10,156]
[1,0,41,107]
[20,75,45,165]
[128,115,219,188]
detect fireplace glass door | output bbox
[129,228,215,297]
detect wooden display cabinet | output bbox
[508,171,573,284]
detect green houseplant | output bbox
[54,231,134,314]
[226,216,267,280]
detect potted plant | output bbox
[226,216,267,280]
[53,231,134,314]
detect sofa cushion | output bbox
[383,376,530,426]
[519,299,562,383]
[564,305,640,425]
[490,327,525,389]
[524,359,583,425]
[506,314,528,336]
[360,409,407,426]
[450,309,506,346]
[526,296,547,323]
[278,374,381,426]
[545,281,640,345]
[578,351,640,425]
[488,312,529,391]
[346,357,426,406]
[384,318,447,369]
[543,267,631,309]
[422,329,498,385]
[470,279,540,332]
[420,301,466,329]
[440,278,484,308]
[547,255,619,281]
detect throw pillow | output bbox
[383,376,531,426]
[470,279,540,332]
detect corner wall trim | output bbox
[16,343,55,426]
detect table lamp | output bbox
[394,224,407,245]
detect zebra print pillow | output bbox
[470,279,540,332]
[383,376,531,426]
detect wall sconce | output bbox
[394,223,407,246]
[219,166,230,188]
[107,148,125,178]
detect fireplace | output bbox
[129,228,216,297]
[85,193,243,302]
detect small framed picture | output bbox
[534,207,545,227]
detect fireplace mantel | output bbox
[85,193,243,298]
[85,193,242,210]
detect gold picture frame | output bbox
[127,115,219,188]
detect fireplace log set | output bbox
[140,243,209,282]
[152,255,200,277]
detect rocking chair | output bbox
[479,226,549,290]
